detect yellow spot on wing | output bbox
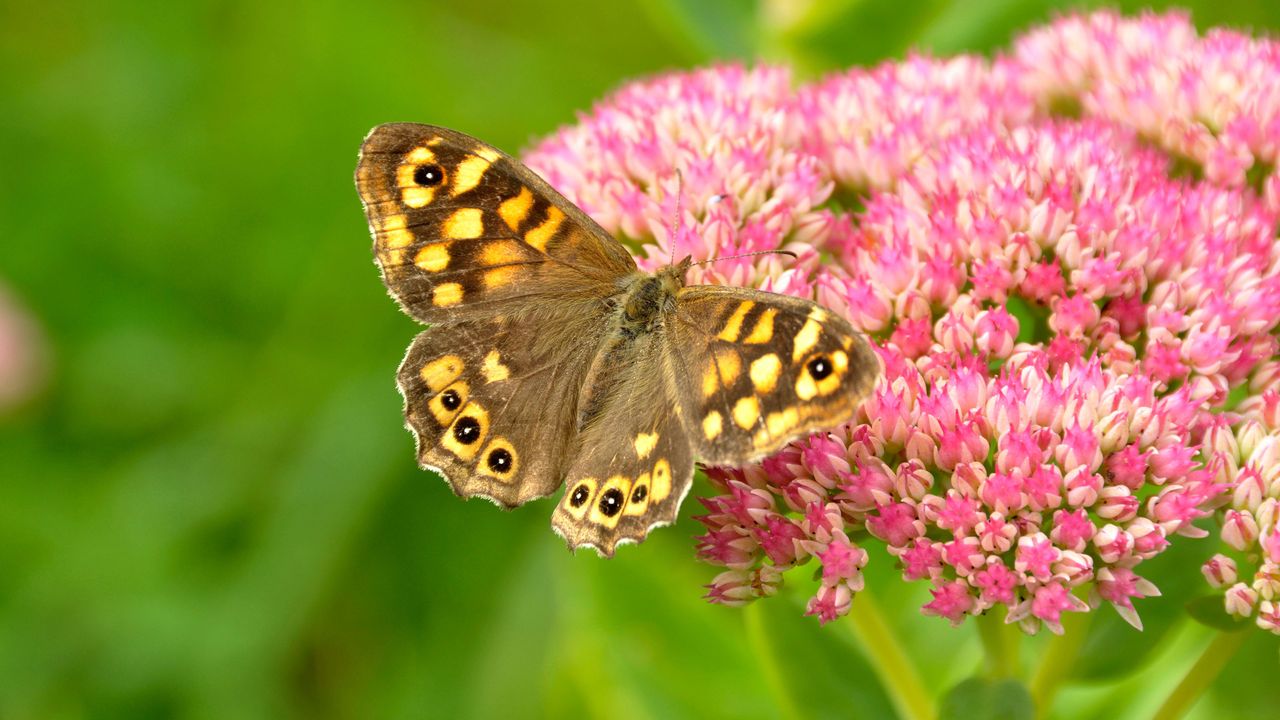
[525,205,564,252]
[703,411,723,441]
[702,361,719,398]
[715,349,742,386]
[651,459,672,501]
[433,282,463,307]
[744,308,777,344]
[407,147,436,164]
[498,188,534,230]
[761,407,800,445]
[481,350,510,383]
[733,396,760,429]
[451,155,490,197]
[381,215,413,248]
[396,164,418,190]
[795,372,817,400]
[474,145,501,163]
[483,265,520,289]
[793,314,822,361]
[414,243,450,272]
[402,186,434,208]
[634,432,659,459]
[443,208,484,239]
[480,240,525,266]
[749,353,781,393]
[420,354,463,392]
[718,301,754,342]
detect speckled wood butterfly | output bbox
[355,123,879,555]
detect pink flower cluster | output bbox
[523,12,1280,634]
[1201,409,1280,634]
[1015,11,1280,210]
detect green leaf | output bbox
[1185,595,1252,632]
[938,677,1035,720]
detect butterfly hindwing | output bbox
[356,123,636,324]
[667,285,880,464]
[549,331,696,556]
[400,307,608,507]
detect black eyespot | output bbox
[414,164,444,186]
[440,389,461,411]
[453,417,481,444]
[570,484,590,508]
[599,488,624,517]
[807,355,833,380]
[631,485,648,503]
[487,447,513,474]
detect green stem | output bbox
[846,589,935,720]
[1151,630,1248,720]
[1029,610,1091,716]
[744,602,804,720]
[975,609,1020,678]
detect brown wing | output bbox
[666,285,880,464]
[355,123,637,324]
[400,305,608,507]
[549,332,695,557]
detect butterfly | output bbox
[355,123,879,556]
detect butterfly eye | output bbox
[598,488,624,517]
[440,388,462,411]
[570,484,590,508]
[414,164,445,187]
[486,447,513,474]
[453,417,482,444]
[807,355,833,380]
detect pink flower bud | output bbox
[1202,553,1238,588]
[1253,562,1280,601]
[1223,509,1260,551]
[1225,582,1259,617]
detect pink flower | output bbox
[817,535,869,585]
[806,583,854,625]
[923,580,977,625]
[971,561,1020,605]
[1096,567,1161,630]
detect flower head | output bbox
[524,11,1280,633]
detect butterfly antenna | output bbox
[669,169,684,267]
[689,249,798,267]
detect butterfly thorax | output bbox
[616,261,690,338]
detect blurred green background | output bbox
[4,1,1280,718]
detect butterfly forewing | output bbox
[667,285,880,465]
[356,123,636,325]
